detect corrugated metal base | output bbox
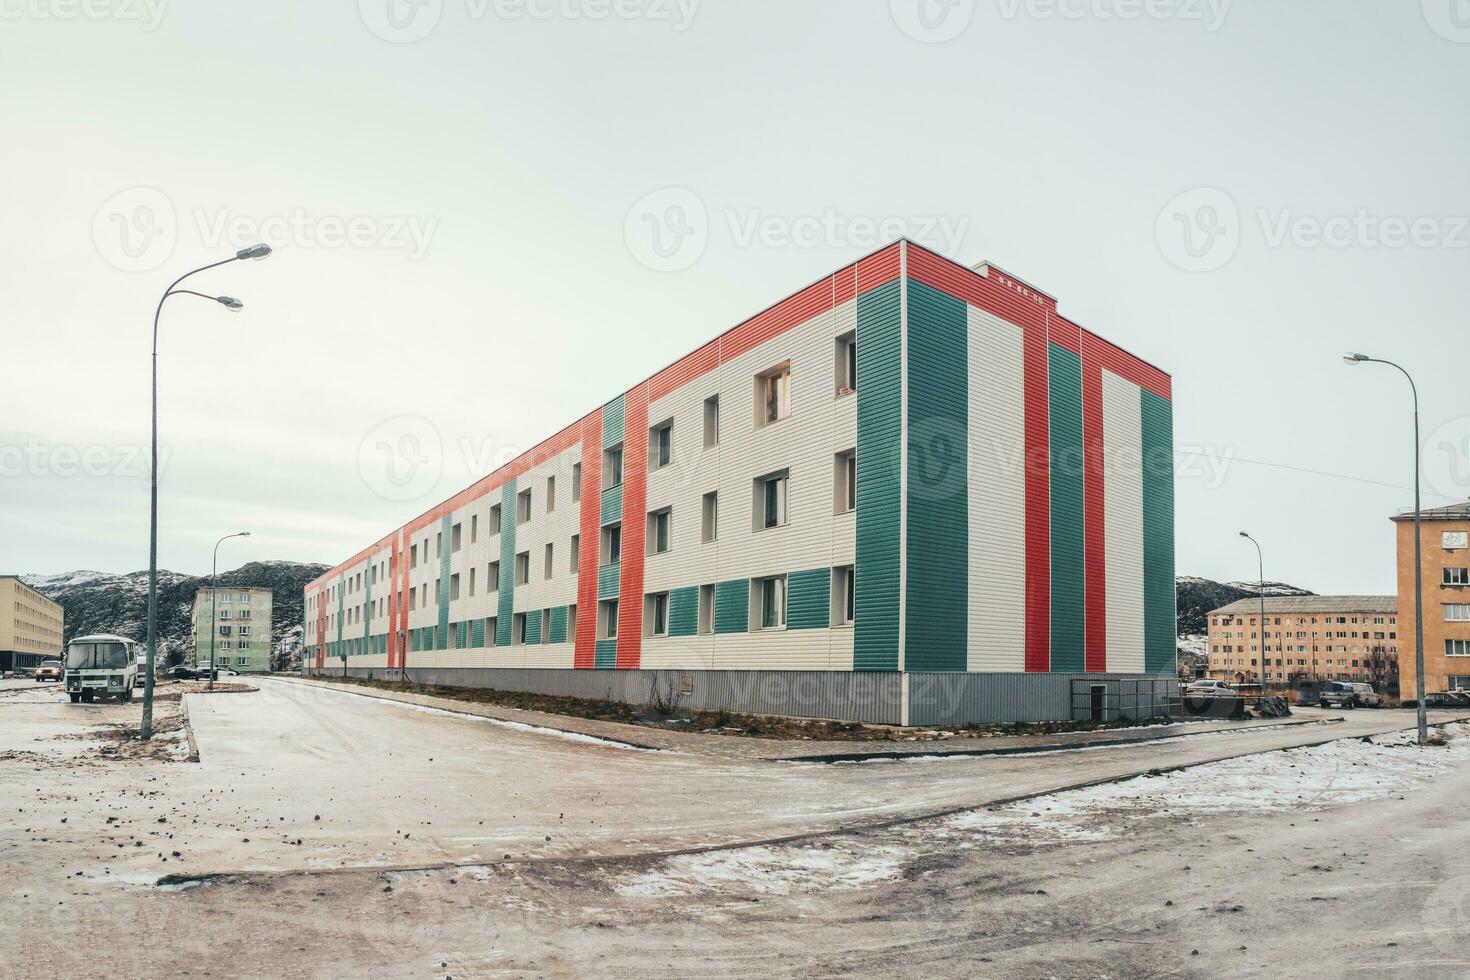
[303,666,1178,726]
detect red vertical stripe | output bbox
[616,384,649,669]
[1024,316,1051,672]
[1082,337,1107,672]
[574,410,603,668]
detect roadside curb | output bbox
[179,696,200,764]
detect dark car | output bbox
[166,665,197,681]
[34,661,64,682]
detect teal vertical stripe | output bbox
[364,561,373,652]
[668,586,699,637]
[714,579,750,634]
[594,638,618,669]
[1141,389,1176,674]
[602,394,625,447]
[335,576,344,658]
[787,568,831,631]
[601,484,624,524]
[497,479,517,647]
[1049,344,1085,672]
[549,605,568,644]
[471,618,485,647]
[524,609,542,646]
[904,281,968,671]
[854,279,902,671]
[438,515,451,649]
[598,563,620,599]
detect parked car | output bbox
[213,666,240,677]
[34,661,64,683]
[1347,683,1383,708]
[1184,679,1234,696]
[166,665,197,681]
[1318,680,1369,708]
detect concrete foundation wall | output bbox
[303,665,1178,726]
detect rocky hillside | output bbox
[23,561,328,669]
[1176,575,1314,637]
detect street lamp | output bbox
[1343,352,1428,745]
[1239,531,1268,694]
[209,532,250,692]
[142,244,272,741]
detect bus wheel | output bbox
[69,693,80,703]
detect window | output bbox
[567,605,577,639]
[409,588,417,611]
[702,491,718,543]
[1448,639,1470,657]
[604,444,624,488]
[434,579,441,603]
[645,592,670,637]
[450,573,461,601]
[599,599,619,639]
[756,361,791,426]
[570,534,580,573]
[835,330,856,394]
[650,420,673,469]
[602,523,622,565]
[647,507,671,555]
[832,565,855,626]
[451,522,462,552]
[546,475,556,513]
[755,469,790,530]
[486,616,497,646]
[515,552,530,586]
[410,543,418,569]
[490,504,502,535]
[513,613,526,645]
[1447,604,1470,622]
[698,584,715,635]
[755,575,787,630]
[544,542,554,580]
[487,561,500,592]
[517,488,532,525]
[541,608,551,644]
[835,449,856,514]
[572,462,582,502]
[1446,568,1469,586]
[436,532,442,558]
[468,567,476,597]
[238,625,250,637]
[471,515,478,544]
[703,394,720,448]
[1446,531,1469,550]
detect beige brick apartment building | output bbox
[1206,595,1398,689]
[1393,502,1470,700]
[0,575,65,672]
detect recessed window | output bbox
[546,475,556,513]
[451,522,463,553]
[517,488,532,525]
[599,599,619,639]
[572,462,582,502]
[834,449,856,514]
[486,616,498,647]
[832,565,855,626]
[541,608,551,644]
[698,584,715,635]
[1446,568,1469,586]
[702,491,718,543]
[835,330,856,394]
[602,523,622,565]
[1447,604,1470,622]
[1448,639,1470,657]
[1445,531,1468,550]
[487,561,500,592]
[650,420,673,470]
[468,567,477,597]
[434,579,441,604]
[450,573,461,601]
[604,443,624,488]
[647,507,671,555]
[754,469,789,531]
[515,551,530,586]
[435,532,442,558]
[512,613,527,646]
[544,543,554,580]
[490,504,502,535]
[470,515,478,545]
[704,395,720,448]
[410,544,418,569]
[645,592,670,637]
[755,361,791,427]
[567,604,577,639]
[570,534,580,573]
[754,575,787,630]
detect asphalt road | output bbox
[4,676,1470,978]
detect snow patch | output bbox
[613,842,910,898]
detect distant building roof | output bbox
[1210,595,1397,616]
[1392,501,1470,522]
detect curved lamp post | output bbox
[1344,352,1428,746]
[208,531,250,692]
[1238,532,1268,693]
[142,244,272,741]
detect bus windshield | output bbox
[66,641,130,670]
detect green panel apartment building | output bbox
[192,587,272,673]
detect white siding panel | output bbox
[1102,370,1146,671]
[967,305,1026,672]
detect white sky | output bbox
[3,1,1467,595]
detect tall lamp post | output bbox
[1344,352,1428,746]
[143,244,272,741]
[1239,531,1268,693]
[209,531,250,691]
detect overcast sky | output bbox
[3,1,1467,595]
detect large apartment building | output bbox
[1393,501,1470,699]
[0,576,65,672]
[1205,595,1399,688]
[191,587,273,673]
[304,241,1176,726]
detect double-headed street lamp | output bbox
[1344,352,1428,746]
[208,531,250,692]
[1238,531,1268,692]
[142,244,272,741]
